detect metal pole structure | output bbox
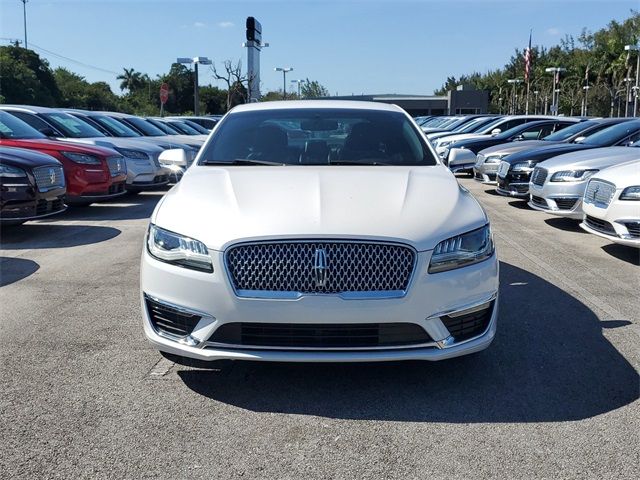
[20,0,28,49]
[533,90,539,114]
[545,67,565,115]
[625,45,639,116]
[177,57,211,115]
[507,79,522,114]
[583,85,590,116]
[274,67,293,100]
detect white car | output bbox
[140,101,499,363]
[580,160,640,248]
[528,145,640,218]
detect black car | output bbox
[496,120,640,198]
[0,146,66,225]
[448,119,579,161]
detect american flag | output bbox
[524,31,532,83]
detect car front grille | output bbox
[32,166,64,192]
[145,296,202,337]
[441,301,494,341]
[475,154,485,167]
[584,179,616,208]
[107,156,127,177]
[531,195,548,208]
[585,215,617,236]
[623,222,640,238]
[226,240,416,297]
[207,322,432,350]
[497,161,510,177]
[554,197,579,210]
[531,167,548,186]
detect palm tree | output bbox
[117,68,143,93]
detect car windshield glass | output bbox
[147,119,180,134]
[459,117,497,133]
[182,120,210,134]
[0,111,46,139]
[199,108,438,166]
[479,117,507,133]
[580,121,640,146]
[169,121,201,135]
[92,115,141,137]
[41,113,105,138]
[123,117,167,136]
[542,121,593,141]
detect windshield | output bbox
[182,120,210,134]
[147,118,181,135]
[91,115,142,137]
[168,121,201,135]
[542,121,593,141]
[41,113,105,138]
[460,117,498,133]
[0,111,46,139]
[580,121,640,146]
[121,116,167,136]
[199,108,437,166]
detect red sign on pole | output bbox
[159,83,169,104]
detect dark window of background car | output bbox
[9,111,57,135]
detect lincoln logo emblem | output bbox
[313,247,329,287]
[49,168,56,184]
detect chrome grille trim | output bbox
[584,179,616,208]
[107,156,126,177]
[225,240,417,299]
[531,167,548,186]
[32,166,65,192]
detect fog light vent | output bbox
[145,295,202,338]
[441,301,494,341]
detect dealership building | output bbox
[327,85,489,116]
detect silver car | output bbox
[528,145,640,218]
[474,119,633,184]
[0,105,172,192]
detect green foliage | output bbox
[0,45,60,105]
[300,78,329,98]
[434,11,640,116]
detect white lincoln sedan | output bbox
[141,101,499,363]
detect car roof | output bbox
[0,105,55,114]
[229,100,405,114]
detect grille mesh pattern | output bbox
[554,197,579,210]
[531,167,548,186]
[585,215,616,235]
[624,222,640,238]
[584,180,615,207]
[226,241,415,295]
[146,297,201,337]
[107,156,126,177]
[33,166,64,192]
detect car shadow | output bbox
[0,257,40,287]
[601,243,640,266]
[508,200,531,210]
[483,189,501,196]
[177,262,639,423]
[61,191,165,222]
[0,224,120,250]
[544,217,586,233]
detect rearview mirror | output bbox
[491,128,502,136]
[159,148,188,167]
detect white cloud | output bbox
[546,27,561,36]
[194,21,206,28]
[217,21,234,28]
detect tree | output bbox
[300,78,329,98]
[211,60,251,110]
[0,46,60,105]
[117,67,144,93]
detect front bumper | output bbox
[528,180,586,218]
[140,246,500,362]
[473,163,499,184]
[580,197,640,248]
[496,173,531,198]
[1,181,66,223]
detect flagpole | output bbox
[525,29,532,114]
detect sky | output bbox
[0,0,637,97]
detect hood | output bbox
[479,140,551,156]
[0,146,61,168]
[56,136,163,154]
[505,143,593,164]
[153,166,488,252]
[0,138,118,157]
[541,146,640,172]
[590,159,640,185]
[160,134,206,148]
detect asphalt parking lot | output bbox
[1,177,638,479]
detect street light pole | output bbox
[291,79,306,98]
[177,56,212,115]
[545,67,566,115]
[624,45,639,116]
[19,0,28,49]
[507,79,522,114]
[533,90,539,114]
[583,85,590,116]
[274,67,293,99]
[623,77,634,117]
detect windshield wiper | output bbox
[201,159,287,166]
[328,158,393,166]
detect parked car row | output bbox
[422,114,640,248]
[0,105,212,225]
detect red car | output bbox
[0,111,127,205]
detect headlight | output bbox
[550,169,598,182]
[485,155,504,164]
[61,151,101,165]
[147,224,212,272]
[428,224,494,274]
[0,164,27,177]
[620,185,640,201]
[114,148,149,160]
[511,162,533,172]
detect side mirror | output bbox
[573,136,586,143]
[158,148,188,167]
[513,134,525,141]
[491,128,502,136]
[40,127,57,137]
